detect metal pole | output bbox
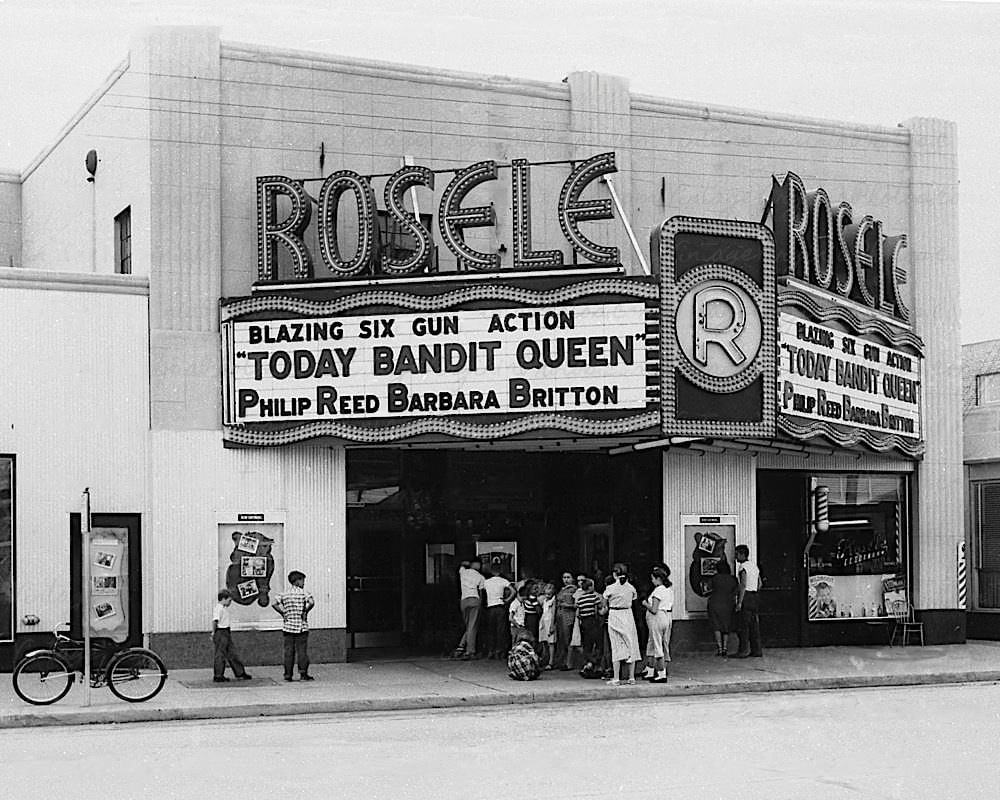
[602,176,650,276]
[90,183,97,273]
[82,488,92,707]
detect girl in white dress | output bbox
[602,563,642,685]
[537,583,557,669]
[642,566,673,683]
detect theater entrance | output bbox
[346,450,662,656]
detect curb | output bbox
[4,669,1000,729]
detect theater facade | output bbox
[0,27,962,667]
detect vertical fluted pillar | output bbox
[132,27,222,429]
[905,117,963,617]
[566,72,638,274]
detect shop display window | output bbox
[972,481,1000,609]
[806,473,908,621]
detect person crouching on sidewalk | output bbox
[212,589,251,683]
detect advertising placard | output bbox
[217,514,285,630]
[89,527,129,643]
[654,216,777,438]
[681,514,737,614]
[221,278,661,446]
[778,313,922,441]
[227,303,648,423]
[476,541,518,581]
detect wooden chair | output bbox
[889,602,924,646]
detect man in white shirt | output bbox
[734,545,763,658]
[483,565,514,659]
[453,559,486,660]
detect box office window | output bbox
[806,473,908,620]
[0,456,13,642]
[974,482,1000,609]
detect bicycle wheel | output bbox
[12,652,74,705]
[105,648,167,703]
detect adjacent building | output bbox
[962,339,1000,637]
[0,26,963,669]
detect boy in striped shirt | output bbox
[576,578,602,671]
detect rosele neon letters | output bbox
[769,172,910,322]
[256,152,619,282]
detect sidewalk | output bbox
[4,641,1000,729]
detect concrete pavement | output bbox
[3,641,1000,728]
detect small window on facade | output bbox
[114,207,132,275]
[977,373,1000,405]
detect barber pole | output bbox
[958,541,968,610]
[895,502,902,568]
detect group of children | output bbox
[503,564,674,685]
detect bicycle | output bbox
[12,626,168,705]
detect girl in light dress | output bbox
[641,566,673,683]
[537,583,557,670]
[602,563,642,686]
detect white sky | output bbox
[1,0,997,342]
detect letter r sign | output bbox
[652,215,776,438]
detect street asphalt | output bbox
[1,681,996,799]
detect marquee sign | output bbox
[653,216,776,438]
[221,276,660,446]
[778,313,921,437]
[256,152,620,283]
[768,171,910,322]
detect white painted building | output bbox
[0,27,962,669]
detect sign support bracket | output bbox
[602,176,650,276]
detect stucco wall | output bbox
[19,56,150,276]
[0,274,149,634]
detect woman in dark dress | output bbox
[707,560,739,657]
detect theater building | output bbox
[0,27,963,668]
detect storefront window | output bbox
[0,456,12,642]
[973,482,1000,609]
[806,473,908,620]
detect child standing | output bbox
[641,566,673,683]
[522,581,542,655]
[272,570,315,682]
[537,583,557,670]
[212,589,252,683]
[575,578,601,674]
[509,583,528,643]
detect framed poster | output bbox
[681,514,738,614]
[217,511,285,631]
[476,541,518,581]
[89,527,129,643]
